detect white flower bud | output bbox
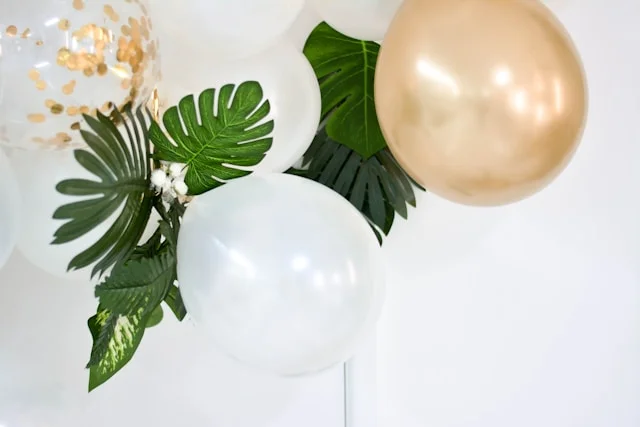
[150,169,167,188]
[173,179,188,196]
[169,163,185,178]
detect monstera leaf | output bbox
[149,82,274,195]
[52,105,155,278]
[304,22,386,159]
[295,127,423,242]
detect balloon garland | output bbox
[0,0,587,392]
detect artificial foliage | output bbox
[150,81,274,195]
[52,106,155,278]
[52,22,422,391]
[303,23,386,159]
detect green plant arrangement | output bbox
[48,22,421,391]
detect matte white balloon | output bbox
[0,0,160,150]
[310,0,403,41]
[151,0,305,61]
[285,2,323,51]
[157,42,321,174]
[0,149,20,269]
[177,173,385,376]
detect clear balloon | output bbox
[177,173,385,376]
[151,0,305,62]
[0,149,20,269]
[157,42,321,174]
[375,0,587,206]
[0,0,160,150]
[310,0,403,41]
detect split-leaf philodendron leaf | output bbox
[304,22,386,159]
[150,82,274,195]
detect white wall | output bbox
[373,0,640,425]
[0,253,346,426]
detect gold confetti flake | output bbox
[35,80,47,90]
[27,113,46,123]
[83,67,94,77]
[121,24,131,36]
[45,99,56,108]
[62,80,76,95]
[50,103,64,114]
[70,122,81,130]
[72,0,84,10]
[104,5,120,22]
[6,25,17,37]
[79,105,90,114]
[97,63,108,76]
[21,28,31,38]
[28,69,40,81]
[56,132,72,142]
[58,19,70,31]
[35,40,43,46]
[57,47,71,66]
[67,106,79,116]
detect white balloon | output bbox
[0,149,20,269]
[157,42,321,174]
[177,173,385,376]
[310,0,403,41]
[285,2,323,51]
[151,0,305,62]
[0,0,160,150]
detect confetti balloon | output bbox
[0,0,160,150]
[0,149,19,270]
[177,173,385,376]
[375,0,587,206]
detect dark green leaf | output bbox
[164,284,187,321]
[293,127,423,242]
[149,82,274,195]
[146,305,164,329]
[94,249,175,317]
[52,105,155,278]
[87,306,148,391]
[304,22,385,158]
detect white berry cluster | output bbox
[150,162,188,202]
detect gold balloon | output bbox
[374,0,587,206]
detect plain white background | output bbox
[372,0,640,426]
[1,0,639,426]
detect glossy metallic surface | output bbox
[375,0,587,206]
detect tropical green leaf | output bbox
[304,22,385,159]
[146,305,164,329]
[52,105,155,278]
[87,306,150,391]
[164,284,187,321]
[293,127,423,241]
[149,82,274,195]
[94,248,175,317]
